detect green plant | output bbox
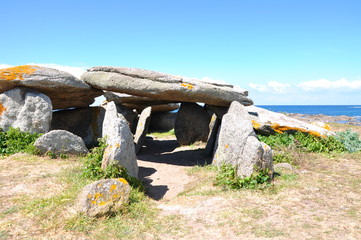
[258,132,346,153]
[335,129,361,153]
[215,164,271,190]
[82,138,144,190]
[273,152,293,164]
[0,127,41,156]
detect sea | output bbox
[257,105,361,119]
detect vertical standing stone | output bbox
[174,103,211,146]
[134,106,152,154]
[213,101,273,178]
[102,102,138,178]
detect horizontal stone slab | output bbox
[0,65,103,109]
[82,67,253,107]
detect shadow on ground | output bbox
[137,137,212,200]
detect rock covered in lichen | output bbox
[246,105,334,137]
[102,102,138,178]
[213,101,273,178]
[82,66,253,107]
[34,130,88,155]
[75,178,131,218]
[0,87,52,133]
[0,65,103,109]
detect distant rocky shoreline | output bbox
[286,113,361,126]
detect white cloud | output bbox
[0,63,88,78]
[297,78,361,91]
[0,64,12,69]
[249,81,291,94]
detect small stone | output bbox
[34,130,88,155]
[75,178,131,218]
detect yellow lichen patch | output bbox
[109,184,117,192]
[251,120,261,129]
[117,178,129,185]
[98,201,108,206]
[115,143,121,148]
[181,83,194,90]
[270,123,323,137]
[112,194,120,199]
[0,65,39,81]
[323,124,331,130]
[0,103,6,116]
[94,193,103,199]
[225,144,229,149]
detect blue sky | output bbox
[1,0,360,105]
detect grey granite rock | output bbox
[34,130,88,155]
[175,103,211,146]
[102,102,138,178]
[0,87,52,133]
[82,66,253,107]
[0,65,103,109]
[213,101,273,178]
[75,178,131,218]
[134,106,152,154]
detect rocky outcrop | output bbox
[0,65,103,109]
[51,107,105,148]
[34,130,88,155]
[246,105,334,137]
[175,103,211,145]
[134,106,152,154]
[82,66,253,107]
[0,87,52,133]
[75,178,131,218]
[213,102,273,178]
[102,102,138,178]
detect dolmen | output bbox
[0,65,335,180]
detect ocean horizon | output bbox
[257,105,361,118]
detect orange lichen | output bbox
[251,120,261,129]
[98,201,107,206]
[0,103,6,116]
[109,184,117,192]
[181,83,194,90]
[0,65,39,81]
[117,178,129,185]
[323,124,331,130]
[270,123,323,137]
[225,144,229,149]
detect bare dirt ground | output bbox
[0,120,360,239]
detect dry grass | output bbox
[0,124,360,239]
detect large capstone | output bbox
[0,87,52,133]
[82,66,253,107]
[213,101,273,178]
[0,65,103,109]
[102,102,138,178]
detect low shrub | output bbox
[215,164,271,190]
[82,138,144,191]
[258,132,346,153]
[0,127,41,156]
[335,129,361,153]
